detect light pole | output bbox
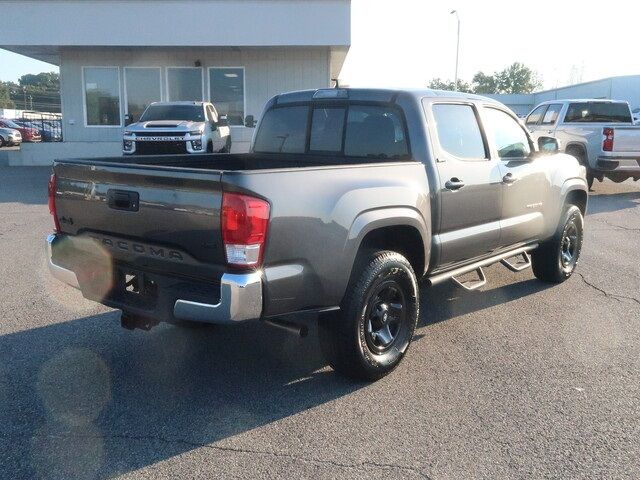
[450,10,460,91]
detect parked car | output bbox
[123,101,231,155]
[14,120,62,142]
[0,127,21,147]
[525,99,640,189]
[46,88,588,381]
[0,119,41,143]
[631,107,640,124]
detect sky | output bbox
[1,0,639,90]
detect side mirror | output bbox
[219,115,229,127]
[244,115,256,128]
[124,113,134,126]
[537,136,559,153]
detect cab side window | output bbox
[432,104,487,160]
[525,105,547,126]
[483,108,531,159]
[541,104,562,125]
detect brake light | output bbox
[48,173,61,232]
[221,192,270,267]
[603,127,614,151]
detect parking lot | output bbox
[0,166,638,479]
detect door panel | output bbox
[426,101,503,267]
[481,107,548,247]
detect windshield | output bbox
[1,120,21,129]
[564,102,632,123]
[139,104,205,122]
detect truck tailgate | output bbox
[53,161,226,280]
[612,126,640,153]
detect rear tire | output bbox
[220,136,231,153]
[531,204,583,283]
[0,136,4,148]
[318,250,419,381]
[567,146,594,190]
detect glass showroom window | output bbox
[83,67,121,126]
[125,68,161,122]
[209,67,245,126]
[167,67,203,101]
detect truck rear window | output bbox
[564,102,632,123]
[253,104,410,159]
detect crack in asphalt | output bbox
[576,273,640,306]
[589,218,640,232]
[1,432,434,479]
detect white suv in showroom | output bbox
[123,102,231,155]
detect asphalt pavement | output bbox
[0,166,638,479]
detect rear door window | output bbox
[564,102,632,123]
[431,104,487,159]
[253,106,309,153]
[525,105,548,126]
[344,106,408,158]
[541,104,562,125]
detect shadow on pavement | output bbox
[586,190,640,215]
[0,313,363,479]
[1,276,552,478]
[418,277,553,329]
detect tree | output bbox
[495,62,541,94]
[427,77,473,93]
[18,72,59,90]
[471,71,499,94]
[0,82,15,109]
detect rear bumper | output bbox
[595,156,640,175]
[46,233,262,323]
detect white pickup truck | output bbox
[123,101,231,155]
[526,99,640,189]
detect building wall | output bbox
[60,47,331,148]
[0,0,350,49]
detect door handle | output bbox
[107,189,140,211]
[445,178,465,190]
[502,173,518,184]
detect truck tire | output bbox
[531,204,583,283]
[221,137,231,153]
[318,250,419,381]
[567,146,594,190]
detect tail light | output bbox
[221,192,270,268]
[603,127,614,151]
[48,173,61,232]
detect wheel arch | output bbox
[346,207,431,281]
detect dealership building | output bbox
[0,0,350,165]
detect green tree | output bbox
[495,62,541,94]
[427,77,473,93]
[0,82,15,108]
[471,71,499,94]
[18,72,59,90]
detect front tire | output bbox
[531,204,584,283]
[318,250,419,381]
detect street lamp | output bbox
[450,10,460,91]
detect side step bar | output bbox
[427,245,538,288]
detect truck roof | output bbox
[274,88,502,106]
[535,99,629,106]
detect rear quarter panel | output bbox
[223,162,431,316]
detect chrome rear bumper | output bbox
[46,234,80,289]
[46,233,262,323]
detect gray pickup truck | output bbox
[47,88,588,380]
